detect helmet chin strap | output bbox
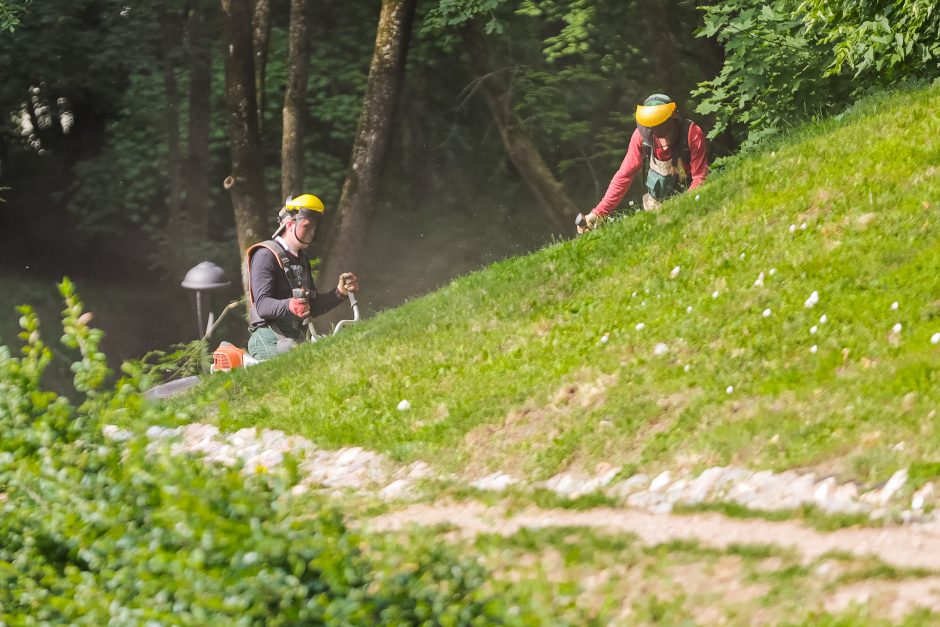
[292,221,314,246]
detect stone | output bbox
[879,469,908,506]
[472,472,517,492]
[912,483,934,510]
[649,471,671,492]
[380,479,412,501]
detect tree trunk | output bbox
[220,0,268,262]
[323,0,418,280]
[184,4,212,237]
[460,21,575,233]
[252,0,272,135]
[281,0,311,200]
[160,11,183,232]
[641,0,681,97]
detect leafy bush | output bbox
[0,280,545,624]
[694,0,940,148]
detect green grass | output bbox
[167,84,940,486]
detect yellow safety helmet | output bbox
[284,193,325,215]
[274,193,326,236]
[635,94,677,128]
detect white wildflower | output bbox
[804,291,819,308]
[810,345,818,354]
[762,308,772,318]
[800,222,807,230]
[600,334,609,344]
[397,399,411,411]
[712,290,720,299]
[769,268,777,276]
[891,323,902,334]
[890,301,899,311]
[753,272,765,287]
[726,385,734,394]
[684,364,691,372]
[653,343,669,356]
[686,306,693,314]
[932,333,940,345]
[740,252,746,259]
[819,314,828,324]
[635,322,646,331]
[695,194,701,201]
[789,224,796,233]
[670,266,681,278]
[810,325,818,335]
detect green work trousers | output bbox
[247,326,303,361]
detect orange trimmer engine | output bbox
[211,342,247,372]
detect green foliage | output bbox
[0,282,546,623]
[694,0,940,148]
[800,0,940,81]
[693,0,854,147]
[0,0,30,31]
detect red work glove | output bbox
[288,297,310,319]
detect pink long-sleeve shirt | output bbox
[592,122,708,217]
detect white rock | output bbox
[879,469,908,506]
[635,322,646,331]
[608,474,649,499]
[804,291,819,308]
[397,399,411,411]
[290,484,309,497]
[813,477,836,503]
[891,323,902,334]
[653,343,669,356]
[103,424,133,442]
[471,472,517,492]
[762,308,772,318]
[932,332,940,345]
[912,483,934,510]
[726,385,734,394]
[379,479,412,500]
[890,301,899,311]
[649,471,672,492]
[670,266,681,278]
[810,345,818,354]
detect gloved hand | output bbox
[337,272,359,297]
[288,297,310,319]
[575,211,602,234]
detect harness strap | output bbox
[244,240,303,308]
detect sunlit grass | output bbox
[177,84,940,485]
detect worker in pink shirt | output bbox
[577,93,708,233]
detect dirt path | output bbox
[370,501,940,571]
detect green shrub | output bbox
[0,279,546,624]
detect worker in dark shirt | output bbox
[245,194,358,360]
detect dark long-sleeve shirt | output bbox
[248,242,345,332]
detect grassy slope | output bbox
[184,85,940,486]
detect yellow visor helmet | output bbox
[635,94,677,128]
[284,193,325,214]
